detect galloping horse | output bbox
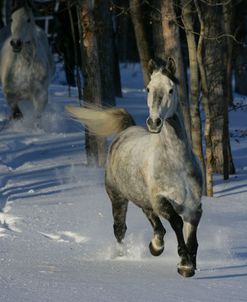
[67,58,203,278]
[0,0,55,119]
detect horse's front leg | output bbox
[142,208,166,256]
[33,88,48,119]
[12,104,23,119]
[184,205,202,270]
[106,185,129,244]
[5,93,23,119]
[158,198,194,277]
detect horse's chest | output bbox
[7,61,35,97]
[14,60,33,80]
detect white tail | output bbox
[66,105,135,137]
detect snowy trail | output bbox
[0,66,247,301]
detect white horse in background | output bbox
[0,1,55,119]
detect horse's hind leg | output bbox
[12,105,23,120]
[142,208,166,256]
[159,198,194,278]
[106,185,128,243]
[3,94,23,120]
[6,96,23,119]
[184,205,202,270]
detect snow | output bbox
[0,64,247,302]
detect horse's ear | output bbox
[24,0,35,10]
[12,0,34,12]
[167,57,176,75]
[12,0,24,12]
[148,59,158,75]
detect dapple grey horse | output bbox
[0,1,55,119]
[66,58,203,278]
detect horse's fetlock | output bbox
[149,240,164,256]
[113,223,127,243]
[177,245,188,258]
[152,234,164,249]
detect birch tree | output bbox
[181,0,204,174]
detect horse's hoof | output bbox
[12,111,23,120]
[177,265,195,278]
[149,241,164,256]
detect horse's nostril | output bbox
[156,118,162,127]
[10,39,22,49]
[146,117,153,127]
[16,40,22,47]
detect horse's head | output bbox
[10,2,35,53]
[146,58,178,134]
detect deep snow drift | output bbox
[0,65,246,302]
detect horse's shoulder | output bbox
[109,126,147,154]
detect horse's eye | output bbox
[146,88,150,93]
[10,18,13,23]
[27,18,31,23]
[169,88,173,94]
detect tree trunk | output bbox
[194,0,213,196]
[79,0,106,167]
[151,0,165,60]
[203,1,234,175]
[160,0,191,139]
[181,0,205,177]
[0,0,4,28]
[222,1,235,177]
[235,5,247,95]
[129,0,151,87]
[94,0,116,107]
[113,25,122,97]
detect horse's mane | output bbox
[11,0,35,14]
[149,57,179,85]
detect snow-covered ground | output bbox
[0,65,247,302]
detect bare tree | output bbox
[181,0,204,176]
[202,0,235,176]
[94,0,116,107]
[160,0,191,139]
[151,0,165,60]
[194,0,213,196]
[222,0,236,178]
[78,0,106,166]
[129,0,151,87]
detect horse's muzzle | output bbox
[10,39,23,53]
[146,117,163,133]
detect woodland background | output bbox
[1,0,247,196]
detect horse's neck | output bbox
[160,105,189,147]
[21,35,37,62]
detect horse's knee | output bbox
[33,99,47,114]
[159,198,183,226]
[112,201,128,225]
[12,106,23,120]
